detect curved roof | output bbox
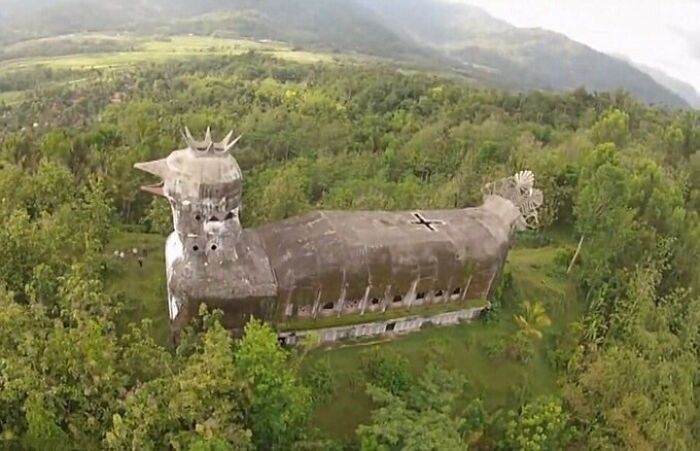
[255,207,511,305]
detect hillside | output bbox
[0,0,689,107]
[362,0,688,107]
[629,60,700,108]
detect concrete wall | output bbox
[278,305,486,345]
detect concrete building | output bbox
[135,129,542,342]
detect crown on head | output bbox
[182,127,243,154]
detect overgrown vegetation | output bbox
[1,51,699,449]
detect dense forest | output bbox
[1,52,700,450]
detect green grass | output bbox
[104,231,170,345]
[0,34,337,107]
[0,34,333,73]
[0,90,23,105]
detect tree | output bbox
[234,320,312,451]
[514,301,552,340]
[591,109,630,147]
[564,264,699,450]
[357,365,469,451]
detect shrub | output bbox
[360,348,412,396]
[302,358,335,404]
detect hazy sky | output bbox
[461,0,700,93]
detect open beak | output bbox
[142,180,166,197]
[135,159,170,197]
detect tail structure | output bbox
[482,170,544,229]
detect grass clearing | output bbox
[0,34,333,73]
[104,231,170,344]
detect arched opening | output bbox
[322,302,334,310]
[393,295,403,303]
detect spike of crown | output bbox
[182,127,243,155]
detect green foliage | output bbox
[302,358,335,404]
[361,348,413,396]
[235,320,312,451]
[514,301,552,340]
[563,263,699,450]
[143,198,173,236]
[591,109,630,147]
[501,396,570,451]
[357,365,469,451]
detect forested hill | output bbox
[0,0,690,107]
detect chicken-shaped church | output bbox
[135,129,543,343]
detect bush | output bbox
[553,246,575,275]
[360,348,412,396]
[482,334,507,359]
[504,332,534,363]
[515,230,552,248]
[502,396,571,451]
[302,358,335,404]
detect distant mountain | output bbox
[0,0,689,107]
[360,0,688,107]
[625,60,700,108]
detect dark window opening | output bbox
[416,292,426,300]
[195,214,202,221]
[371,297,380,305]
[452,287,462,296]
[393,295,403,303]
[209,216,220,222]
[435,290,444,297]
[322,302,334,310]
[386,322,396,332]
[210,244,218,251]
[192,245,199,252]
[225,211,236,220]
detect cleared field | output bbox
[0,34,333,73]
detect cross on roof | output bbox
[410,212,445,231]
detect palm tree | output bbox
[514,301,552,339]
